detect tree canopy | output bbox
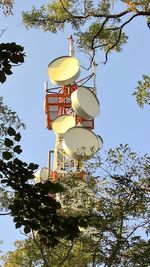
[0,0,25,83]
[1,145,150,266]
[0,0,14,16]
[0,97,25,214]
[22,0,150,63]
[22,0,150,108]
[1,1,150,266]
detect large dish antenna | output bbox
[71,86,100,120]
[52,114,76,136]
[48,56,80,85]
[62,127,101,159]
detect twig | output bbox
[126,220,150,240]
[91,17,109,50]
[0,27,7,38]
[0,212,11,215]
[59,241,75,266]
[32,231,50,267]
[104,13,140,64]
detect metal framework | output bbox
[45,84,94,131]
[45,83,94,181]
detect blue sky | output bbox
[0,0,150,254]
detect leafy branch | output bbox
[22,0,150,67]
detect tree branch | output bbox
[0,27,7,38]
[104,13,139,64]
[32,232,50,267]
[59,241,75,266]
[126,220,150,240]
[59,2,131,20]
[0,212,11,215]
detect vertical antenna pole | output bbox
[44,81,48,113]
[93,61,98,95]
[68,35,75,57]
[48,150,51,178]
[44,81,48,92]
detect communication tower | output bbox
[35,36,103,183]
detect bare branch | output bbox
[104,13,139,64]
[91,18,109,50]
[58,2,131,20]
[126,220,150,240]
[0,212,11,215]
[0,27,7,37]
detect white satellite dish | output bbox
[48,56,80,85]
[62,127,101,159]
[34,167,49,183]
[52,114,76,136]
[71,86,100,120]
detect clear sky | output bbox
[0,0,150,255]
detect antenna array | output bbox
[35,36,103,183]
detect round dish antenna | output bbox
[52,114,76,136]
[48,56,80,85]
[62,127,100,159]
[34,167,48,183]
[71,86,100,120]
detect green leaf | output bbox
[24,226,31,234]
[28,163,39,170]
[13,217,21,223]
[4,69,13,75]
[15,222,22,229]
[0,71,6,83]
[2,151,13,160]
[14,132,21,142]
[7,127,16,136]
[13,145,22,154]
[1,179,8,184]
[10,54,19,64]
[4,138,13,147]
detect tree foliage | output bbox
[0,97,25,213]
[0,128,89,247]
[22,0,150,107]
[22,0,150,63]
[0,0,14,15]
[0,42,25,83]
[1,145,150,266]
[0,97,25,140]
[0,1,25,83]
[133,74,150,108]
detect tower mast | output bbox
[68,35,75,57]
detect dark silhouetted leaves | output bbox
[15,222,22,229]
[0,42,25,83]
[28,163,39,170]
[4,138,13,147]
[2,151,12,160]
[14,132,21,142]
[7,126,16,136]
[24,226,31,234]
[13,145,22,154]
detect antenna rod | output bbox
[48,150,51,178]
[68,35,75,57]
[93,61,98,95]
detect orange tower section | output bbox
[44,82,94,182]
